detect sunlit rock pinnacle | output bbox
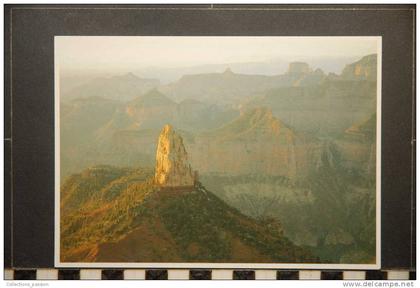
[154,124,195,187]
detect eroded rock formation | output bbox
[154,124,195,187]
[341,54,377,81]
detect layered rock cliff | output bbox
[154,124,195,187]
[187,108,316,178]
[341,54,377,81]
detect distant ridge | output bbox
[61,72,160,102]
[205,107,295,141]
[341,54,377,81]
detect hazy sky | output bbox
[56,36,380,72]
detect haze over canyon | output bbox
[60,54,377,264]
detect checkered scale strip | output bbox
[3,269,415,280]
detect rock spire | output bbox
[154,124,195,187]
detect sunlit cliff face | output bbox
[155,124,195,187]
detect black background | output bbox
[3,4,416,269]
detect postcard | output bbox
[55,36,381,269]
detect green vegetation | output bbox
[60,166,315,263]
[60,166,154,257]
[158,184,314,262]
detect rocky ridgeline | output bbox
[341,54,377,81]
[154,124,196,188]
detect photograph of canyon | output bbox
[57,37,379,265]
